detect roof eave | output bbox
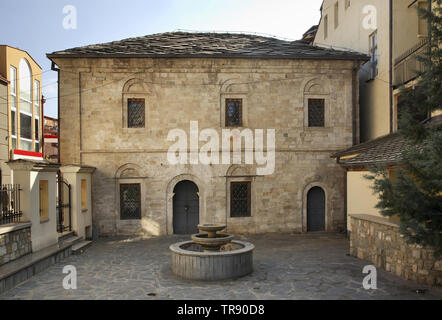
[46,53,369,61]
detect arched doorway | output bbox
[173,180,199,234]
[307,187,325,232]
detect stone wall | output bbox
[0,223,32,266]
[350,214,442,286]
[53,57,357,236]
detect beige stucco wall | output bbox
[54,56,359,236]
[314,0,391,142]
[393,0,428,58]
[346,170,382,232]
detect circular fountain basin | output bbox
[170,240,254,281]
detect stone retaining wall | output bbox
[349,214,442,286]
[0,223,32,266]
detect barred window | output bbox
[120,184,141,220]
[225,99,242,127]
[230,182,251,217]
[127,98,145,128]
[308,99,325,127]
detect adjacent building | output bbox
[315,0,441,285]
[48,32,368,237]
[43,115,59,162]
[0,45,44,185]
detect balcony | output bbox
[394,38,428,87]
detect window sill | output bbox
[81,209,88,214]
[304,127,333,131]
[40,218,49,224]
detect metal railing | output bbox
[394,38,429,86]
[0,184,22,226]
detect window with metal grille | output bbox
[127,99,145,128]
[230,182,251,217]
[369,31,378,79]
[308,99,325,127]
[225,99,242,127]
[120,184,141,220]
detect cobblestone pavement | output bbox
[1,233,441,300]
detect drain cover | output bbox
[414,289,427,294]
[147,293,157,296]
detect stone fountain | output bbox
[170,224,254,281]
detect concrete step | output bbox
[71,240,92,255]
[60,235,82,247]
[58,231,76,243]
[0,242,72,295]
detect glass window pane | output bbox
[12,137,16,150]
[10,66,16,94]
[20,139,32,151]
[19,59,32,101]
[11,110,16,135]
[20,113,32,139]
[20,99,32,113]
[34,142,40,153]
[35,119,39,140]
[34,80,40,106]
[10,95,16,109]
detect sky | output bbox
[0,0,323,118]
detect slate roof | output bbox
[0,74,8,85]
[47,32,368,60]
[333,115,442,168]
[332,133,412,168]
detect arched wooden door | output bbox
[173,180,199,234]
[307,187,325,232]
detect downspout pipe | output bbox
[389,0,393,133]
[50,61,60,164]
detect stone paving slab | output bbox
[0,233,441,300]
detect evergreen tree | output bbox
[367,0,442,257]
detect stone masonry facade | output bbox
[350,214,442,286]
[0,226,32,266]
[54,57,358,236]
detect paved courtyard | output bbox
[1,233,441,300]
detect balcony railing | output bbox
[394,38,428,87]
[0,184,22,226]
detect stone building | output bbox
[47,32,367,237]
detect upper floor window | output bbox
[19,58,32,103]
[334,2,339,29]
[417,1,428,37]
[225,99,243,127]
[369,31,378,79]
[127,98,145,128]
[308,99,325,127]
[324,15,329,39]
